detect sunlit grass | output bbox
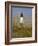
[11,23,32,38]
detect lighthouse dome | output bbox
[20,13,23,17]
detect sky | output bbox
[11,7,32,16]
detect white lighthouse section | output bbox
[20,17,23,23]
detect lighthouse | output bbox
[20,13,23,23]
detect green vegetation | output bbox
[11,23,32,38]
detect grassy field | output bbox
[11,23,32,38]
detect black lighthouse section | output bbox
[20,13,23,17]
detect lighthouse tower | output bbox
[20,13,24,24]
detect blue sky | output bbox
[11,7,32,16]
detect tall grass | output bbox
[11,23,32,38]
